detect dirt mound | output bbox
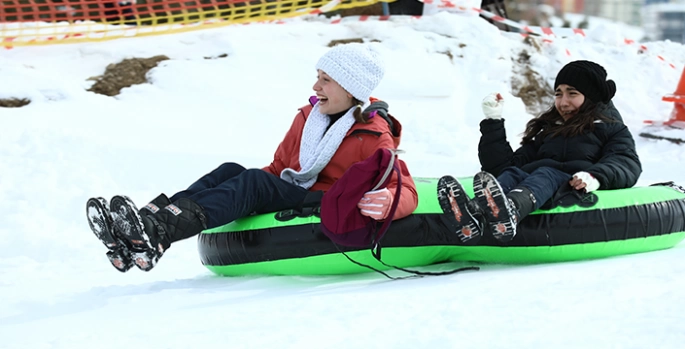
[87,55,170,96]
[326,38,381,47]
[510,37,553,116]
[329,3,384,17]
[0,98,30,108]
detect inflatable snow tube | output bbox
[198,177,685,276]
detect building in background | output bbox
[642,1,685,43]
[550,0,584,13]
[506,0,684,43]
[505,0,576,26]
[595,0,643,26]
[546,0,643,26]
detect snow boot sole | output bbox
[437,175,482,245]
[86,197,134,272]
[473,171,517,243]
[110,195,162,272]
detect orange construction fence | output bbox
[1,0,390,47]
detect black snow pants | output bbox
[169,162,310,238]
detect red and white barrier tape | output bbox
[422,3,679,69]
[0,4,681,70]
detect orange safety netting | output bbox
[1,0,388,47]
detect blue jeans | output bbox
[170,162,309,230]
[496,166,571,210]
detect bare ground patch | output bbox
[87,55,170,96]
[327,38,381,47]
[0,98,30,108]
[510,37,554,116]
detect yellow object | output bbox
[1,0,392,48]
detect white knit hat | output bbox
[315,43,385,102]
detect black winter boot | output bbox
[139,193,172,218]
[437,175,482,245]
[110,195,206,271]
[86,197,134,272]
[87,194,172,272]
[472,171,519,244]
[506,187,537,221]
[147,197,208,244]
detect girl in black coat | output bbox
[438,60,642,245]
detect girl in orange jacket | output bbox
[86,43,418,272]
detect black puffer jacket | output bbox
[478,105,641,190]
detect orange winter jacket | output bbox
[263,99,418,220]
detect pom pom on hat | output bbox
[315,43,385,102]
[554,60,616,103]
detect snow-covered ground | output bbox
[2,11,685,349]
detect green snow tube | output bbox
[198,177,685,276]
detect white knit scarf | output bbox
[280,103,356,189]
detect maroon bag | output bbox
[320,148,401,253]
[320,148,480,279]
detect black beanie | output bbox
[553,60,617,103]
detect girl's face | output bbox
[555,84,586,121]
[313,70,354,115]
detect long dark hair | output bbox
[521,99,615,145]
